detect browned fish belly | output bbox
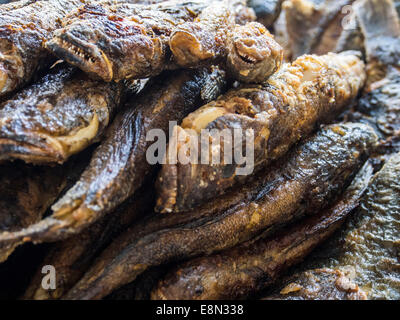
[156,51,366,213]
[0,67,227,248]
[62,123,377,300]
[0,65,127,164]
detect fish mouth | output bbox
[0,44,24,96]
[170,26,215,66]
[227,22,282,82]
[46,32,113,82]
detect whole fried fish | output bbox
[0,65,127,164]
[0,0,84,98]
[0,148,92,263]
[169,1,282,83]
[151,160,373,300]
[0,67,227,247]
[63,123,377,300]
[47,0,282,83]
[156,51,366,213]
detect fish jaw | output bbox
[227,22,283,83]
[46,30,113,82]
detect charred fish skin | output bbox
[247,0,284,27]
[262,268,368,300]
[0,0,85,97]
[46,0,214,82]
[151,159,374,300]
[156,51,366,213]
[64,123,377,300]
[0,67,227,247]
[0,65,127,164]
[23,180,156,300]
[169,1,283,83]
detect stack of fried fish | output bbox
[0,0,398,300]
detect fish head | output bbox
[46,24,114,82]
[227,22,283,83]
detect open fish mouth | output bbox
[46,32,113,82]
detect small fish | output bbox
[156,51,366,213]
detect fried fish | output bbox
[0,67,227,246]
[63,123,377,300]
[0,0,84,97]
[151,160,373,300]
[0,148,92,263]
[156,51,366,213]
[23,180,155,300]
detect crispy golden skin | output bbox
[0,67,227,247]
[47,0,281,83]
[156,52,366,213]
[0,65,127,164]
[62,123,377,300]
[151,160,373,300]
[23,181,155,300]
[0,0,85,97]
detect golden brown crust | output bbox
[156,52,366,213]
